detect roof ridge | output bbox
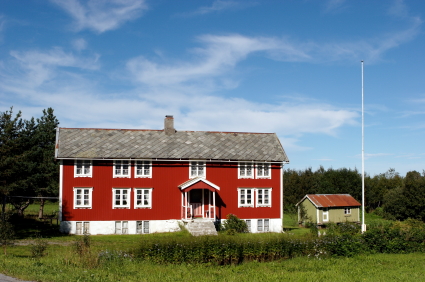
[59,127,277,134]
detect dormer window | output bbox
[238,162,253,179]
[114,160,130,178]
[135,160,152,178]
[190,161,205,178]
[74,160,92,177]
[256,163,271,178]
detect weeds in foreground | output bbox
[72,233,100,268]
[30,233,48,258]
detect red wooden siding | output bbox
[61,160,282,221]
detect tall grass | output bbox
[2,212,424,281]
[1,248,425,282]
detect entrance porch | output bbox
[179,177,220,221]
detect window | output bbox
[134,188,152,208]
[113,188,131,208]
[256,188,272,207]
[323,208,329,222]
[74,160,92,177]
[76,222,90,235]
[257,219,269,232]
[114,160,130,178]
[190,161,205,178]
[238,188,254,207]
[238,162,253,178]
[135,160,151,178]
[245,219,251,232]
[115,221,128,234]
[137,221,150,234]
[256,163,271,178]
[74,187,93,208]
[344,208,351,215]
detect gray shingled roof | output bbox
[56,128,289,162]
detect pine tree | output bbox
[0,107,59,217]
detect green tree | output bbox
[403,171,425,221]
[0,107,59,217]
[0,107,26,216]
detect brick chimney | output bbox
[164,115,176,135]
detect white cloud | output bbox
[177,0,256,17]
[312,17,421,63]
[72,38,88,51]
[50,0,148,33]
[189,0,239,15]
[6,47,99,87]
[126,34,310,87]
[127,25,421,89]
[0,46,358,148]
[388,0,409,19]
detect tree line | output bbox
[283,167,425,222]
[0,107,59,217]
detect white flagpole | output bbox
[361,60,366,233]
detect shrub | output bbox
[326,222,360,236]
[133,218,425,265]
[73,233,91,257]
[222,214,248,233]
[31,234,48,258]
[373,207,385,217]
[320,234,365,257]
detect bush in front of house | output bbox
[221,214,248,234]
[326,222,361,236]
[134,219,425,265]
[135,235,314,264]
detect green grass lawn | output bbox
[3,210,423,281]
[1,241,424,282]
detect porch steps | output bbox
[186,220,218,236]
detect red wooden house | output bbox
[55,116,289,234]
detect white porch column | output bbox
[213,191,216,220]
[185,191,188,220]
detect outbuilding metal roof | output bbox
[297,194,361,208]
[55,128,289,162]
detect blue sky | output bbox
[0,0,424,176]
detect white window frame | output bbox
[76,222,90,235]
[135,160,152,178]
[323,208,329,222]
[113,160,131,178]
[137,221,150,234]
[112,188,131,209]
[256,163,271,179]
[256,188,272,207]
[73,187,93,209]
[74,160,92,177]
[238,188,254,207]
[257,219,270,232]
[115,221,128,234]
[238,162,254,179]
[189,161,206,178]
[344,208,351,215]
[134,188,152,208]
